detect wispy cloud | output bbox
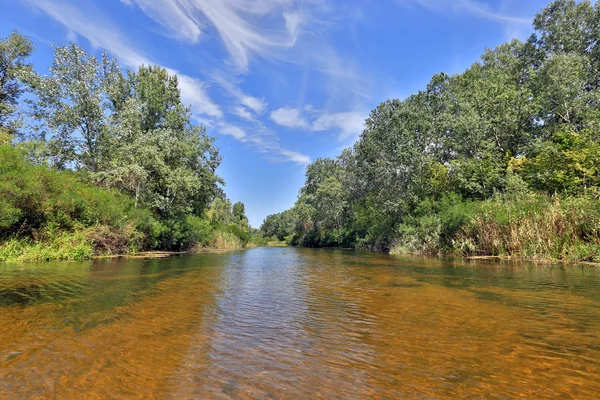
[245,135,311,164]
[26,0,310,166]
[268,104,367,141]
[119,0,203,43]
[270,107,308,129]
[312,110,367,141]
[213,73,267,114]
[119,0,372,142]
[278,148,311,164]
[217,123,310,165]
[232,106,255,121]
[397,0,531,24]
[121,0,305,69]
[173,73,223,118]
[27,0,151,67]
[27,0,223,120]
[218,123,247,140]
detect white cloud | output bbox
[284,11,303,44]
[218,123,247,140]
[27,0,151,67]
[175,74,223,118]
[213,73,267,114]
[122,0,304,69]
[270,107,308,129]
[27,0,223,119]
[278,149,311,164]
[397,0,531,24]
[245,136,310,165]
[232,106,255,121]
[241,95,267,115]
[119,0,202,43]
[312,111,366,141]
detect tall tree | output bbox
[29,44,119,170]
[0,31,33,143]
[232,201,249,229]
[102,65,222,217]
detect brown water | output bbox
[0,248,599,399]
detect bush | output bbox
[0,231,94,263]
[455,194,600,262]
[389,191,600,263]
[0,145,160,260]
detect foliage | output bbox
[26,45,222,218]
[0,145,158,259]
[0,31,34,139]
[0,32,250,261]
[0,231,94,263]
[262,0,600,262]
[453,194,600,262]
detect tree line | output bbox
[261,0,600,262]
[0,31,254,261]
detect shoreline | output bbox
[3,244,598,267]
[93,247,247,260]
[389,252,600,267]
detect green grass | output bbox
[0,146,254,262]
[0,231,93,263]
[391,193,600,263]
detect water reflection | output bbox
[0,248,599,398]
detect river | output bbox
[0,247,599,398]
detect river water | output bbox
[0,247,599,399]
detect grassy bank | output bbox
[0,226,253,263]
[0,33,263,264]
[390,193,600,263]
[0,146,258,263]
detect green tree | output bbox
[270,0,600,252]
[29,44,119,171]
[0,31,34,142]
[104,66,222,217]
[208,197,232,225]
[232,201,249,229]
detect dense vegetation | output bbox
[261,0,600,263]
[0,31,258,262]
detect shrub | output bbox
[0,145,160,260]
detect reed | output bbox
[391,194,600,263]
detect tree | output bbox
[232,201,249,229]
[270,0,600,251]
[208,197,232,225]
[0,31,34,142]
[28,44,223,218]
[105,65,222,217]
[29,44,118,171]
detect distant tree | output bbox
[232,201,249,229]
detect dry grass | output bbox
[455,196,600,263]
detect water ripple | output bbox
[1,248,599,398]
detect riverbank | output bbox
[264,191,600,265]
[0,236,262,263]
[0,145,261,264]
[0,235,288,264]
[259,0,600,267]
[388,193,600,264]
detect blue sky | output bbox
[1,0,551,227]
